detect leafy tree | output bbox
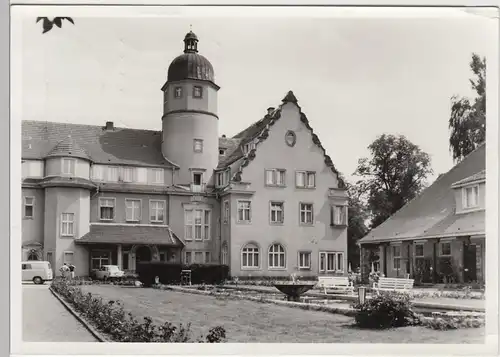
[36,17,74,34]
[449,53,486,162]
[346,182,369,270]
[353,134,433,229]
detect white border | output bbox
[11,3,499,357]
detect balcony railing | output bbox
[190,183,206,193]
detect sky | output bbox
[15,7,497,183]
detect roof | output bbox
[76,224,184,246]
[452,170,486,188]
[219,91,345,187]
[22,120,232,168]
[359,143,486,244]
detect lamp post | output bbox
[358,286,367,304]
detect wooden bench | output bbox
[317,276,354,295]
[372,277,414,294]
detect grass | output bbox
[80,285,485,343]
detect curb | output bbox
[49,287,108,342]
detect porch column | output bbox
[117,244,123,270]
[360,245,370,283]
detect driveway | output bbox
[22,283,98,342]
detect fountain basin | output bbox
[274,283,315,302]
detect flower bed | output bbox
[50,278,226,342]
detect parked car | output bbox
[22,261,53,284]
[93,265,125,281]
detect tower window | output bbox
[193,173,203,186]
[193,139,203,153]
[193,86,203,98]
[174,87,183,98]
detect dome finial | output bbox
[184,28,199,53]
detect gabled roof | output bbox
[219,91,345,187]
[22,120,237,168]
[359,143,486,244]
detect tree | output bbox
[36,17,74,34]
[346,182,369,270]
[449,53,486,162]
[353,134,433,229]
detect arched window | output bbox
[268,244,286,269]
[27,250,39,261]
[241,243,259,269]
[221,243,228,265]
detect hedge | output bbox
[136,262,229,286]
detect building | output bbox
[21,31,348,279]
[358,143,485,285]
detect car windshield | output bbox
[107,266,119,272]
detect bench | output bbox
[372,277,414,294]
[317,276,354,295]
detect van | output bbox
[22,261,53,284]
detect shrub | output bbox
[351,292,421,329]
[51,278,226,342]
[188,264,230,285]
[423,315,485,330]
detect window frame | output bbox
[268,243,286,270]
[107,166,119,182]
[299,202,314,225]
[152,168,164,185]
[23,196,35,219]
[269,201,284,224]
[331,205,348,226]
[149,199,166,223]
[414,243,424,258]
[174,86,183,98]
[439,241,452,257]
[392,244,402,270]
[184,208,211,241]
[60,213,75,237]
[223,200,230,224]
[298,251,312,270]
[241,243,260,270]
[121,166,136,183]
[193,139,204,153]
[221,242,229,265]
[295,170,316,189]
[61,158,76,176]
[125,198,142,222]
[236,200,252,224]
[193,86,203,98]
[63,251,74,265]
[318,251,344,273]
[98,197,116,221]
[264,168,286,187]
[462,185,480,209]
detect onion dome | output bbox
[167,31,215,84]
[45,135,91,161]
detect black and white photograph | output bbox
[9,3,499,355]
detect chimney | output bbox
[267,107,275,115]
[105,121,114,131]
[222,134,226,138]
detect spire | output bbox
[184,29,199,53]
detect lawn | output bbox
[80,285,485,343]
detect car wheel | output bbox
[33,277,43,285]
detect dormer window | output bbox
[216,170,230,188]
[242,142,255,155]
[219,148,226,156]
[174,87,183,98]
[62,158,76,176]
[463,185,479,209]
[193,86,203,98]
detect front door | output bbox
[463,243,477,283]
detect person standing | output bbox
[59,263,69,279]
[69,264,76,279]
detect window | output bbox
[440,242,451,256]
[319,252,344,273]
[268,244,286,269]
[193,139,203,153]
[242,142,256,155]
[285,130,297,147]
[194,252,203,263]
[62,158,76,176]
[205,252,211,263]
[22,263,31,270]
[392,245,401,270]
[174,86,183,98]
[107,166,119,182]
[150,200,165,223]
[185,251,192,264]
[184,208,211,241]
[136,167,148,183]
[223,201,230,223]
[193,86,203,98]
[159,252,166,261]
[191,172,204,192]
[99,198,115,220]
[331,205,348,226]
[61,213,75,237]
[298,252,311,270]
[296,171,316,188]
[24,196,34,219]
[22,160,44,178]
[216,170,230,188]
[299,203,314,225]
[415,244,424,257]
[463,185,479,209]
[221,243,228,265]
[270,201,284,224]
[125,199,141,222]
[219,148,226,156]
[91,165,104,181]
[241,243,260,269]
[91,251,110,270]
[265,169,286,186]
[152,169,164,184]
[237,200,251,223]
[63,251,74,265]
[121,167,136,183]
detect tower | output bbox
[161,31,220,187]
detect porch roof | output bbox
[75,224,185,246]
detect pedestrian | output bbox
[69,263,76,279]
[59,263,69,279]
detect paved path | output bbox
[22,284,98,342]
